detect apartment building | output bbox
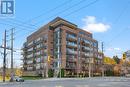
[22,17,98,77]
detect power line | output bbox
[1,0,100,59]
[4,0,88,39]
[0,0,72,34]
[100,1,130,47]
[12,0,100,56]
[26,0,73,23]
[35,0,87,25]
[8,19,38,28]
[0,0,74,39]
[114,1,130,24]
[0,0,98,37]
[0,22,35,32]
[0,22,35,39]
[64,0,99,17]
[106,27,129,48]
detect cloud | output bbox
[106,47,121,51]
[82,16,110,33]
[113,48,121,51]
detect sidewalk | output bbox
[0,81,10,85]
[26,77,78,82]
[0,81,21,86]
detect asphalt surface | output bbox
[0,77,130,87]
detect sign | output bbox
[0,0,15,17]
[122,53,126,60]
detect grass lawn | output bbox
[22,76,42,80]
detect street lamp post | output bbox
[89,58,91,78]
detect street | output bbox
[0,77,130,87]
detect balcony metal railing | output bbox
[66,66,77,69]
[27,54,33,58]
[67,42,77,46]
[66,57,77,62]
[66,42,77,48]
[66,35,77,42]
[66,49,77,55]
[67,34,76,39]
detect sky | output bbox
[0,0,130,67]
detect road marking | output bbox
[55,86,64,87]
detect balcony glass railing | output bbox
[27,54,33,58]
[83,46,90,50]
[27,61,33,64]
[66,57,77,62]
[28,47,33,51]
[84,40,90,44]
[67,42,77,47]
[66,65,76,69]
[66,49,77,55]
[67,34,76,39]
[27,41,33,46]
[27,67,33,71]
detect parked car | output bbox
[10,76,24,82]
[125,74,130,77]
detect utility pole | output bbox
[3,30,7,82]
[0,29,15,82]
[10,28,14,82]
[101,42,104,77]
[11,28,14,70]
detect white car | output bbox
[10,76,24,82]
[125,74,130,77]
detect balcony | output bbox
[27,41,34,48]
[27,61,33,65]
[81,41,90,47]
[66,42,77,48]
[81,57,86,61]
[66,49,77,55]
[82,47,90,53]
[66,66,77,70]
[34,38,43,45]
[24,62,27,65]
[66,45,77,49]
[21,52,26,55]
[22,47,28,51]
[66,37,77,42]
[22,42,27,48]
[27,53,33,59]
[81,53,89,58]
[81,58,90,64]
[27,67,33,71]
[66,58,77,62]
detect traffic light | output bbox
[122,53,126,60]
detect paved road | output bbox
[0,77,130,87]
